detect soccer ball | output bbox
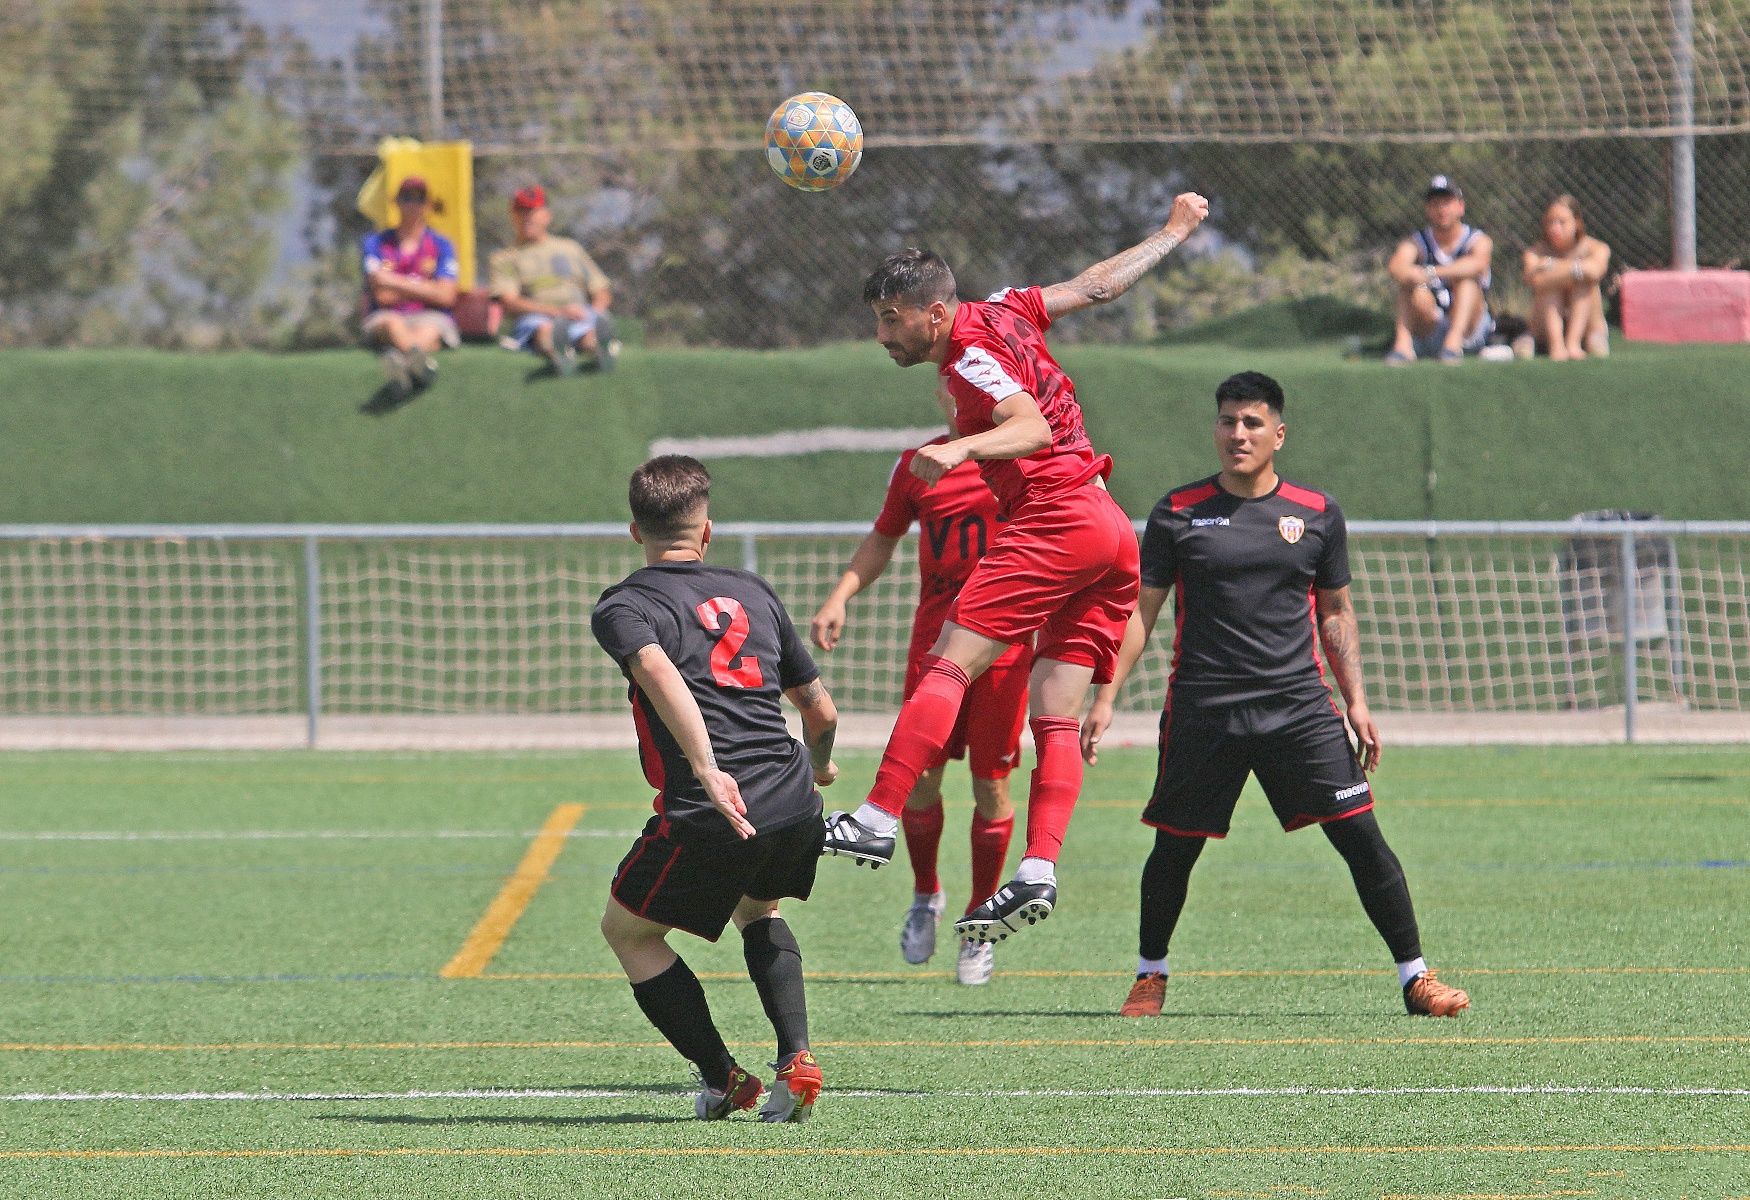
[764,92,862,191]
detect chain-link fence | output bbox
[4,1,1747,349]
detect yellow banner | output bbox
[356,138,476,291]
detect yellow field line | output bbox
[3,1144,1747,1162]
[438,803,584,980]
[6,1034,1746,1054]
[477,964,1750,983]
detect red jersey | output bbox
[874,437,1002,643]
[938,285,1111,516]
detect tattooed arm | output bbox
[1315,585,1381,772]
[785,676,839,786]
[1040,192,1210,319]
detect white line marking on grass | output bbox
[651,426,945,460]
[8,1085,1748,1103]
[0,830,634,842]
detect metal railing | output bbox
[1,519,1746,747]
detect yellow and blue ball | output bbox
[765,92,862,191]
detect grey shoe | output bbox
[955,938,994,986]
[378,349,412,399]
[409,353,438,389]
[900,890,946,965]
[547,344,579,376]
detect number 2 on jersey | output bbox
[695,597,764,688]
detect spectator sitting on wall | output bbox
[488,185,620,376]
[1516,194,1611,361]
[1384,176,1495,365]
[360,176,461,401]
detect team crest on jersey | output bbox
[1278,515,1305,544]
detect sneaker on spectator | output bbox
[409,352,438,389]
[547,343,579,376]
[378,349,413,400]
[597,336,622,372]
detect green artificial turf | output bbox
[2,746,1747,1197]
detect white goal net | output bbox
[0,522,1745,748]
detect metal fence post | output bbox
[303,534,322,749]
[1620,528,1639,743]
[741,532,759,574]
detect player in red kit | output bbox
[812,411,1030,985]
[823,192,1211,943]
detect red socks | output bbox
[1023,716,1083,861]
[866,656,970,816]
[901,803,945,896]
[967,810,1015,913]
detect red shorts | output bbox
[904,635,1031,778]
[950,485,1139,684]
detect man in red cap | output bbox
[360,176,461,399]
[488,184,620,375]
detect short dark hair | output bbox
[862,248,956,306]
[628,455,711,538]
[1215,371,1285,416]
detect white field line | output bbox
[0,829,634,842]
[650,426,945,460]
[7,1085,1749,1103]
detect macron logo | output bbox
[1334,782,1372,802]
[1191,517,1230,527]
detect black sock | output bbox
[630,957,735,1089]
[1322,810,1423,964]
[1139,830,1207,962]
[742,916,809,1060]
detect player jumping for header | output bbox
[812,401,1031,985]
[822,192,1211,945]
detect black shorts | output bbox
[610,811,825,941]
[1142,695,1373,838]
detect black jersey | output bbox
[591,561,821,839]
[1139,475,1351,709]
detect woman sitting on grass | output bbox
[1519,195,1611,361]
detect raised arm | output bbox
[625,643,754,838]
[1314,584,1380,772]
[811,531,903,650]
[1080,584,1171,763]
[784,676,839,787]
[1040,192,1210,320]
